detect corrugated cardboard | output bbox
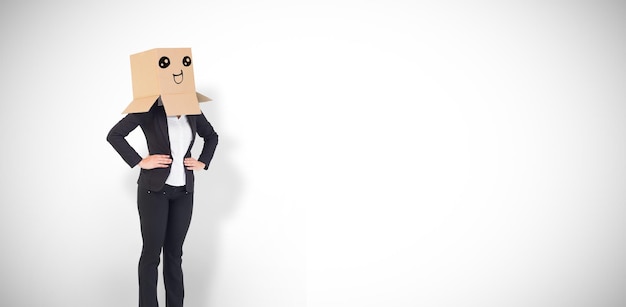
[123,48,211,116]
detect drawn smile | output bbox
[173,70,184,84]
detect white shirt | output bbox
[165,115,192,186]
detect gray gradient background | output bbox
[1,0,625,306]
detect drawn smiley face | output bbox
[158,55,192,84]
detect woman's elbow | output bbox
[106,129,120,144]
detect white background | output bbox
[1,1,625,306]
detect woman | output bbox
[107,98,218,307]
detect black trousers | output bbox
[137,185,193,307]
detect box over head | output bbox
[122,48,211,116]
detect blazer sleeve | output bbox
[106,113,146,168]
[195,112,219,170]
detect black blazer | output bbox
[107,103,218,193]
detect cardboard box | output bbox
[123,48,211,116]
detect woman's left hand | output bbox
[184,157,206,170]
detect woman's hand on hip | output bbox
[138,155,172,169]
[184,157,206,170]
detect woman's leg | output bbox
[137,186,170,307]
[162,187,194,307]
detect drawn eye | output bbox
[182,56,192,67]
[158,56,170,69]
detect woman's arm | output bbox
[194,112,219,170]
[106,113,146,168]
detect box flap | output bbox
[122,95,160,114]
[197,92,212,102]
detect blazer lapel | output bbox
[187,115,197,153]
[153,106,171,152]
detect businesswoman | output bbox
[107,98,218,307]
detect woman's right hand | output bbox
[138,154,172,169]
